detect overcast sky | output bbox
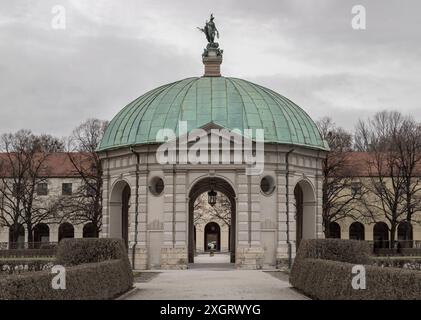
[0,0,420,138]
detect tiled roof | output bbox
[340,152,421,177]
[0,153,94,178]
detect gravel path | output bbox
[124,268,308,300]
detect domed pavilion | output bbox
[98,17,329,270]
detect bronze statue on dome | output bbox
[197,14,223,57]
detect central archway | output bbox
[188,177,236,263]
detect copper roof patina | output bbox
[98,77,329,151]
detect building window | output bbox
[350,182,362,197]
[328,222,341,239]
[349,222,365,240]
[58,222,74,241]
[8,223,25,249]
[12,183,21,197]
[37,183,48,196]
[62,183,73,196]
[374,181,386,193]
[373,222,389,249]
[33,223,50,248]
[260,176,275,195]
[83,223,98,238]
[397,221,413,248]
[86,184,96,197]
[149,177,164,196]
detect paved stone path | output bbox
[124,254,308,300]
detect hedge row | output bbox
[0,248,56,258]
[291,258,421,300]
[0,238,133,300]
[0,259,131,300]
[290,239,421,300]
[0,258,54,274]
[372,257,421,271]
[295,239,372,264]
[375,248,421,257]
[56,238,128,265]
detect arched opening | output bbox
[33,223,50,248]
[294,180,316,250]
[188,177,236,263]
[8,223,25,249]
[204,222,221,251]
[397,221,413,248]
[83,223,98,238]
[373,222,389,249]
[328,222,341,239]
[58,223,74,241]
[349,222,365,240]
[109,181,131,249]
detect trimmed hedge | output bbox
[56,238,129,265]
[0,238,133,300]
[291,258,421,300]
[290,239,421,300]
[0,258,54,274]
[0,259,131,300]
[0,248,56,258]
[375,248,421,257]
[294,239,372,264]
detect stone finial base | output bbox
[202,46,223,77]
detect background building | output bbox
[0,153,97,248]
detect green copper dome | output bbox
[98,77,328,151]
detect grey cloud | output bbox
[0,0,420,137]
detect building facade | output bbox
[0,154,97,248]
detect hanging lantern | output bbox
[208,189,217,206]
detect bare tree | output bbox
[317,117,361,237]
[59,119,108,236]
[393,119,421,228]
[193,192,231,227]
[355,111,408,247]
[0,130,59,246]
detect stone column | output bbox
[275,170,296,269]
[235,172,264,269]
[100,175,110,238]
[236,172,249,247]
[129,170,148,270]
[250,175,261,247]
[174,170,187,248]
[162,169,174,247]
[315,173,324,239]
[160,169,187,269]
